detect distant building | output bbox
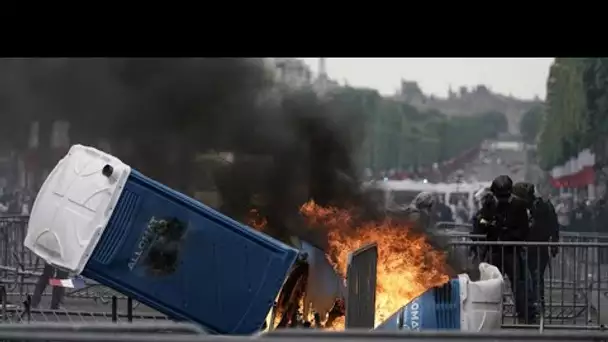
[271,58,312,89]
[396,80,426,106]
[312,58,339,96]
[266,58,340,95]
[392,79,543,134]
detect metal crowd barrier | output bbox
[436,221,608,283]
[435,221,474,231]
[0,215,167,323]
[560,233,608,265]
[435,221,608,243]
[0,215,38,272]
[1,215,608,331]
[445,239,608,330]
[437,222,608,329]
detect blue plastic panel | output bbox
[375,279,460,331]
[82,170,298,335]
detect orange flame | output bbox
[245,201,450,329]
[299,200,450,328]
[247,209,267,232]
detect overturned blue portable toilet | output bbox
[24,144,299,335]
[374,262,503,332]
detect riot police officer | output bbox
[472,175,536,323]
[513,182,559,310]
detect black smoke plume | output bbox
[0,58,366,247]
[0,58,457,270]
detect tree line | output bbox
[341,87,509,173]
[527,58,608,170]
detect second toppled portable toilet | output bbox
[375,262,503,331]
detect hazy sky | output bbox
[300,58,554,100]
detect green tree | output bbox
[520,106,544,144]
[479,111,509,137]
[538,58,587,169]
[582,58,608,161]
[360,100,508,171]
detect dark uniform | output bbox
[513,182,559,310]
[472,175,536,323]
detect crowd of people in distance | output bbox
[553,195,608,233]
[0,187,34,216]
[433,196,476,225]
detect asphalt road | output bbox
[456,147,527,183]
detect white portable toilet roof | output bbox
[24,145,132,274]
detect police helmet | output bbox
[490,175,513,200]
[412,191,436,212]
[513,182,535,202]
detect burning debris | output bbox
[250,200,452,330]
[301,200,450,328]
